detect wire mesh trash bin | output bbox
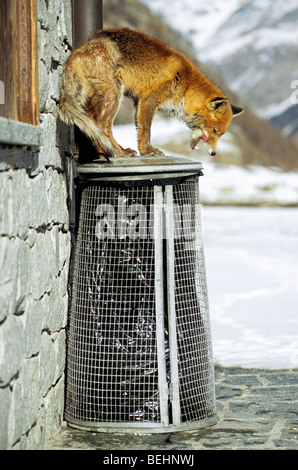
[65,155,218,433]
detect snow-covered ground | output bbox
[203,206,298,370]
[114,121,298,369]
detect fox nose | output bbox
[211,151,216,156]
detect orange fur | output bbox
[59,28,243,160]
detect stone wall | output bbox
[0,0,74,449]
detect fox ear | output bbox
[231,104,244,117]
[207,98,229,115]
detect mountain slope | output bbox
[102,0,298,170]
[140,0,298,138]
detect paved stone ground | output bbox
[45,366,298,451]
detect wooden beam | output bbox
[29,0,39,125]
[16,0,39,125]
[0,0,17,120]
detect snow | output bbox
[203,206,298,369]
[113,121,298,369]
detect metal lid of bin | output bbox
[76,155,203,175]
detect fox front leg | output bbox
[135,96,165,156]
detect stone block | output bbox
[39,331,56,398]
[45,168,69,228]
[0,388,11,449]
[39,329,66,399]
[30,230,56,300]
[58,230,71,274]
[15,241,31,314]
[38,59,50,112]
[45,375,65,439]
[0,236,31,317]
[54,329,66,383]
[10,169,31,239]
[28,171,49,228]
[23,299,42,358]
[58,0,73,45]
[36,114,63,172]
[0,171,12,237]
[37,0,50,31]
[44,375,65,442]
[24,419,45,450]
[7,379,24,448]
[0,237,19,319]
[0,169,32,239]
[41,281,68,335]
[21,357,40,432]
[0,238,13,321]
[0,315,23,387]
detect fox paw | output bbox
[141,147,165,156]
[118,148,138,157]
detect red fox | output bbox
[58,27,243,160]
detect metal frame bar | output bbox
[164,185,181,425]
[153,186,169,427]
[65,415,218,434]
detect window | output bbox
[0,0,39,125]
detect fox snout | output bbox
[190,129,217,156]
[204,141,217,156]
[208,149,216,156]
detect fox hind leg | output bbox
[87,86,137,158]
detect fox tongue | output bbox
[191,134,207,150]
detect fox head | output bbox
[190,98,243,156]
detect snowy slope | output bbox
[114,120,298,206]
[141,0,298,135]
[140,0,240,45]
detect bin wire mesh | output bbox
[172,182,216,423]
[65,177,217,432]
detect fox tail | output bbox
[58,75,115,160]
